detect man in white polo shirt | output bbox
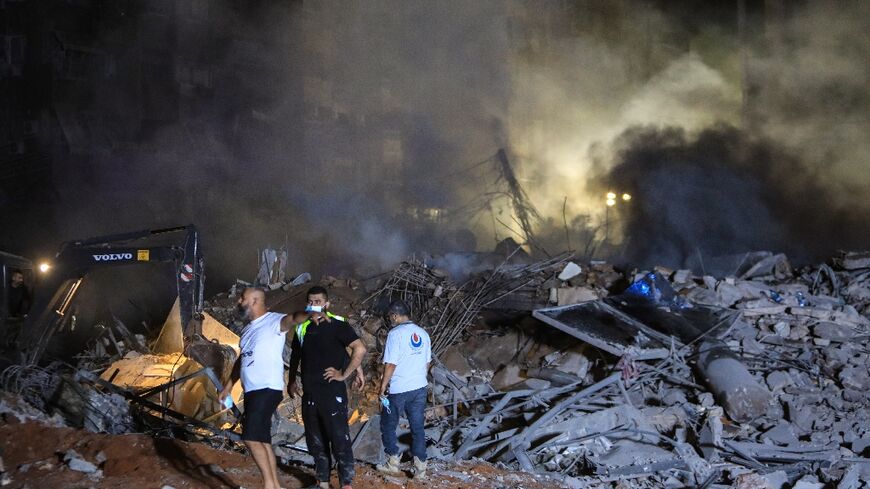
[219,287,304,489]
[376,299,431,479]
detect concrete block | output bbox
[792,475,824,489]
[716,281,744,307]
[852,436,870,455]
[66,458,97,474]
[772,321,790,337]
[440,348,472,377]
[766,371,794,391]
[491,364,524,390]
[788,323,810,341]
[556,287,599,306]
[813,322,857,342]
[463,331,519,371]
[762,422,798,446]
[558,262,582,281]
[839,366,870,391]
[672,269,692,283]
[761,470,788,489]
[552,349,590,378]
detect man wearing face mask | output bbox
[376,300,431,479]
[287,285,367,489]
[219,287,302,489]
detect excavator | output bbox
[11,225,233,378]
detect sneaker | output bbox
[375,454,401,475]
[413,456,427,479]
[305,481,329,489]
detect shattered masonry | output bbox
[1,249,870,488]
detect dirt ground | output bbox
[0,418,560,489]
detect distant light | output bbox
[39,262,51,273]
[606,199,616,207]
[606,192,616,200]
[622,193,631,201]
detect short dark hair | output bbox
[307,285,329,300]
[387,299,411,317]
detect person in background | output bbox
[7,269,31,317]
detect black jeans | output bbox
[301,389,355,485]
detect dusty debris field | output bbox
[3,247,870,488]
[0,415,556,489]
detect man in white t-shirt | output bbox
[376,300,431,479]
[219,287,305,489]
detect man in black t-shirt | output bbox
[288,286,367,489]
[7,270,31,317]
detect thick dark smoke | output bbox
[1,1,512,292]
[593,124,870,270]
[3,0,869,295]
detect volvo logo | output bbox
[92,253,133,261]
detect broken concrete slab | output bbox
[813,322,857,342]
[672,269,693,284]
[558,262,582,281]
[715,281,745,307]
[740,253,792,280]
[525,367,580,387]
[461,331,521,371]
[556,287,599,306]
[836,251,870,270]
[63,450,98,474]
[491,364,524,391]
[546,348,590,378]
[439,348,473,378]
[839,367,870,391]
[766,371,794,391]
[792,475,825,489]
[762,422,799,446]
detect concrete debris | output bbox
[63,449,99,474]
[836,251,870,271]
[558,262,582,281]
[739,252,792,280]
[416,251,870,487]
[555,286,600,306]
[81,388,135,434]
[3,249,870,488]
[0,391,67,427]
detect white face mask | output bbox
[305,305,323,313]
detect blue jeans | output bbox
[380,386,427,461]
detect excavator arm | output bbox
[23,225,204,365]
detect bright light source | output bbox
[606,199,616,207]
[622,193,631,201]
[606,192,616,200]
[39,262,51,273]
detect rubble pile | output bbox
[360,254,572,356]
[416,251,870,488]
[1,247,869,488]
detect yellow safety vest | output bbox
[295,312,346,346]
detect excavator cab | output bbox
[19,225,209,365]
